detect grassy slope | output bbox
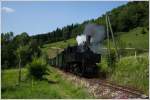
[1,67,92,99]
[108,27,149,49]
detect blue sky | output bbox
[2,1,128,36]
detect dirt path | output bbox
[55,68,148,99]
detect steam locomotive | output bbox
[49,24,105,77]
[49,36,101,77]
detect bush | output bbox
[27,57,48,80]
[107,49,117,68]
[98,58,111,78]
[141,28,146,34]
[98,49,117,77]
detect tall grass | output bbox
[1,67,92,99]
[110,54,149,94]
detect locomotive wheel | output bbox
[77,66,83,77]
[71,64,82,76]
[72,64,79,75]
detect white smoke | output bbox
[76,34,86,45]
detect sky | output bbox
[1,1,128,36]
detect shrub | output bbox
[98,49,117,77]
[98,58,111,77]
[107,48,117,68]
[41,51,49,63]
[141,28,146,34]
[27,57,48,80]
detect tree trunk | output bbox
[18,55,21,84]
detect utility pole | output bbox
[106,13,111,59]
[107,14,119,60]
[106,13,119,60]
[18,51,21,85]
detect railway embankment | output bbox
[56,66,148,99]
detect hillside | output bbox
[32,1,149,45]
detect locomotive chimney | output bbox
[86,35,91,46]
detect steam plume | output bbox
[76,23,106,54]
[76,34,86,45]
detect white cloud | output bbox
[2,7,15,13]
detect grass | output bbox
[1,67,93,99]
[110,53,149,95]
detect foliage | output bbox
[29,39,41,58]
[16,45,31,66]
[26,57,48,80]
[108,1,149,32]
[141,27,147,34]
[1,32,17,69]
[1,32,41,69]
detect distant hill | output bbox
[32,1,149,45]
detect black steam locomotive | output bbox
[49,36,101,77]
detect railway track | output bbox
[87,79,149,99]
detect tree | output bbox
[13,32,30,46]
[16,45,30,84]
[1,32,16,69]
[29,39,41,58]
